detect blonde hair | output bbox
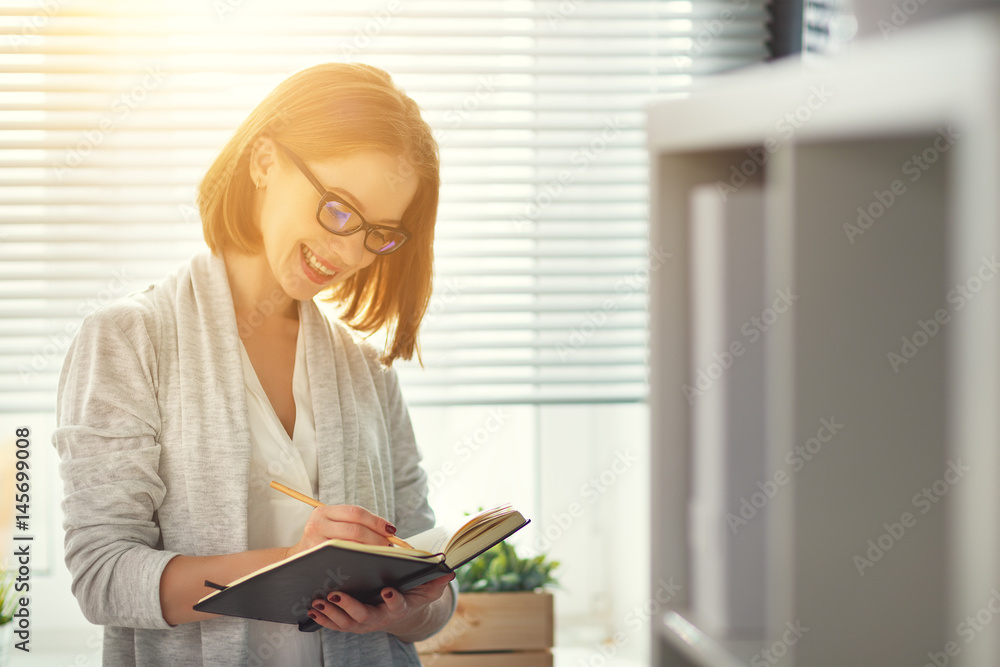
[198,63,439,366]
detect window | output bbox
[0,1,769,660]
[1,0,770,411]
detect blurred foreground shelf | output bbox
[659,611,767,667]
[647,8,1000,667]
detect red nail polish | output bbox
[329,594,341,603]
[384,590,394,599]
[386,524,397,534]
[315,602,325,611]
[308,611,317,620]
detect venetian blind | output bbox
[0,0,769,412]
[802,0,855,56]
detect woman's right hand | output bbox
[285,504,397,558]
[160,504,396,626]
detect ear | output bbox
[249,133,279,189]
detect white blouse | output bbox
[240,318,324,666]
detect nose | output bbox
[328,230,368,267]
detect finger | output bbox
[431,573,457,587]
[326,591,372,625]
[403,573,455,600]
[315,505,397,544]
[305,506,391,546]
[380,587,408,614]
[307,602,348,631]
[321,505,396,535]
[408,576,450,591]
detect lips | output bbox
[300,244,341,284]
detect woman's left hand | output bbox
[306,573,455,638]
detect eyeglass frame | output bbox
[273,142,412,255]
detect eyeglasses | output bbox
[275,143,411,255]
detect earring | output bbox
[255,179,260,190]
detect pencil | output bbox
[270,480,322,508]
[269,480,414,549]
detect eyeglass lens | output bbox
[318,200,407,254]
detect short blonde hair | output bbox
[198,63,439,366]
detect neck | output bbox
[222,249,298,325]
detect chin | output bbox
[290,273,348,301]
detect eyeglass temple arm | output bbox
[275,143,328,197]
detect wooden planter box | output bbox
[417,591,553,666]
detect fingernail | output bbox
[329,593,341,603]
[308,611,317,620]
[314,602,325,611]
[384,590,394,599]
[386,523,397,534]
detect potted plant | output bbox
[417,541,559,666]
[0,570,20,667]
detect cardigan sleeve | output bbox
[52,305,180,629]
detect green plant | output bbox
[0,570,19,626]
[456,540,560,593]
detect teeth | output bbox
[303,246,336,277]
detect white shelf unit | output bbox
[648,11,1000,667]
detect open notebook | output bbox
[193,505,529,630]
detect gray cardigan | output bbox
[53,251,448,665]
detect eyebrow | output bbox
[327,186,403,227]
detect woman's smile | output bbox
[300,244,342,285]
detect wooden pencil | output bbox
[269,480,414,549]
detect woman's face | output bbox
[252,139,419,303]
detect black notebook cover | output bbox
[193,518,528,631]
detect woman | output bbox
[53,63,455,665]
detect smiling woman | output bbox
[200,62,440,366]
[51,63,455,667]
